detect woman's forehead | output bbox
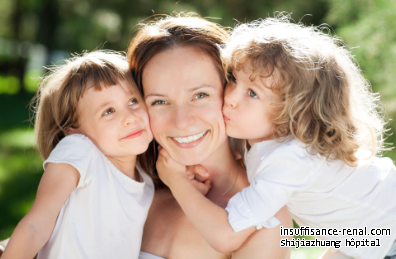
[142,47,223,95]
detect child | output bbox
[156,16,396,259]
[2,51,155,259]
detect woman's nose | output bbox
[172,105,195,130]
[224,83,238,108]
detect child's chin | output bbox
[225,128,244,140]
[131,143,152,155]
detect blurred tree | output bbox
[326,0,396,96]
[325,0,396,158]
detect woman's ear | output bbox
[66,127,80,135]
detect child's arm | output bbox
[156,148,256,253]
[231,206,293,259]
[1,163,80,259]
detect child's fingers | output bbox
[187,171,195,180]
[189,164,209,178]
[190,179,211,195]
[203,179,211,190]
[196,179,211,195]
[158,148,171,162]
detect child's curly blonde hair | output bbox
[221,14,388,166]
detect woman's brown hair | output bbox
[127,13,229,94]
[32,50,152,173]
[127,13,243,184]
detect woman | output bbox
[128,14,293,259]
[0,14,292,259]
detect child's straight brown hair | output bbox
[32,50,152,172]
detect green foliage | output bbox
[0,94,42,239]
[23,69,42,93]
[325,0,396,159]
[0,75,21,94]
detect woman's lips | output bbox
[122,130,144,139]
[170,130,209,149]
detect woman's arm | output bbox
[1,163,79,259]
[232,206,293,259]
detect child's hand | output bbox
[186,165,211,195]
[156,146,189,187]
[157,147,210,194]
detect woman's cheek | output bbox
[147,110,168,144]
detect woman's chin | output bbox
[172,152,209,166]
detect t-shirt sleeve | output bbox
[225,141,320,232]
[43,134,96,189]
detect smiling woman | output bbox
[143,47,227,165]
[127,14,293,259]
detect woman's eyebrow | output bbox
[144,93,167,100]
[186,84,215,93]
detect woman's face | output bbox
[142,47,227,165]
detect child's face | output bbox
[223,62,280,146]
[75,79,153,158]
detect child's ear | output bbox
[66,127,80,135]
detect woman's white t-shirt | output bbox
[226,135,396,259]
[37,134,155,259]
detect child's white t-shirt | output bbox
[225,135,396,259]
[37,134,155,259]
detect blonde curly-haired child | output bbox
[156,16,396,259]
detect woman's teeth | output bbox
[172,131,208,144]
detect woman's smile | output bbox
[170,130,209,148]
[142,47,227,165]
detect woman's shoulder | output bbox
[145,188,188,233]
[148,188,181,215]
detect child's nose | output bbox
[124,111,139,126]
[224,84,238,108]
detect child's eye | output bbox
[129,98,139,106]
[151,100,167,106]
[103,108,115,116]
[194,93,208,99]
[231,74,237,84]
[248,90,258,99]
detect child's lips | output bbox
[222,111,231,121]
[122,129,144,139]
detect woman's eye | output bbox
[129,98,139,106]
[248,90,258,99]
[103,108,115,116]
[151,100,167,106]
[194,93,208,99]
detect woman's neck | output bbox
[196,139,249,207]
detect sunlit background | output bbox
[1,0,395,258]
